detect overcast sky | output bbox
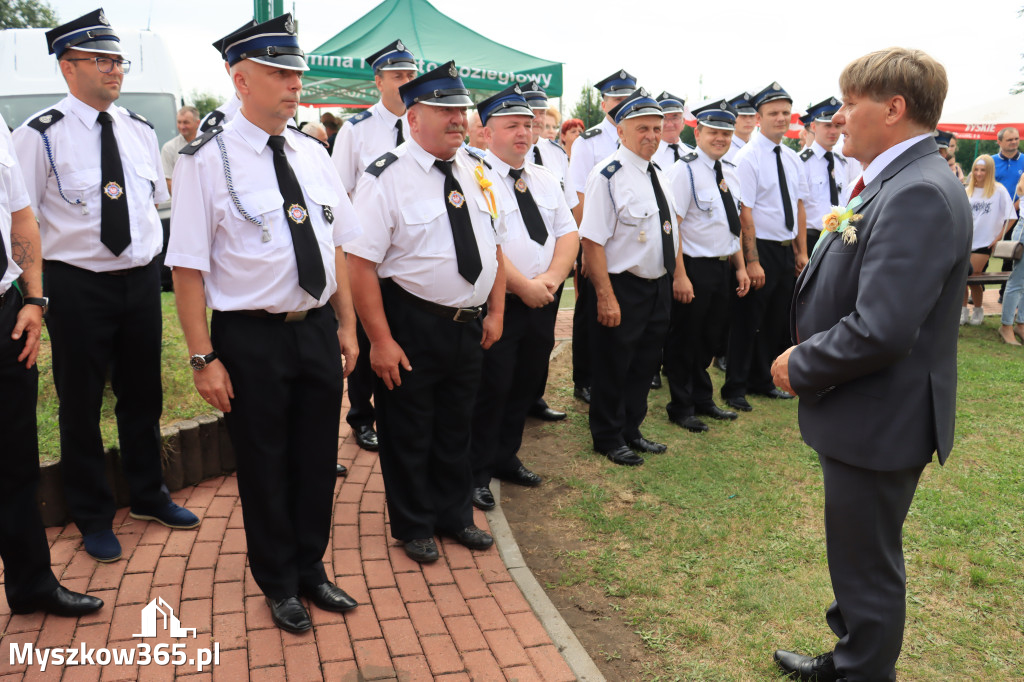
[51,0,1022,121]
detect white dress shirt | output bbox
[12,94,168,272]
[1,118,30,293]
[579,146,680,279]
[527,137,578,209]
[734,130,808,242]
[723,134,747,165]
[331,100,408,195]
[485,151,577,280]
[652,139,693,173]
[801,141,856,231]
[347,139,506,308]
[568,117,620,195]
[165,113,359,313]
[668,147,741,259]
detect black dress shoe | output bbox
[671,415,708,433]
[266,596,312,633]
[598,445,644,466]
[528,404,567,421]
[497,464,542,487]
[404,538,439,563]
[10,586,104,617]
[773,650,838,681]
[724,396,753,412]
[627,437,667,453]
[336,464,348,477]
[471,486,495,511]
[650,374,662,389]
[300,582,358,613]
[713,356,727,372]
[573,386,591,403]
[447,526,494,550]
[752,387,794,400]
[353,424,379,451]
[695,403,738,421]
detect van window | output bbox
[1,93,179,147]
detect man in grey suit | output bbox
[770,48,972,681]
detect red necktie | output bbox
[849,176,865,199]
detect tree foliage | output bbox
[569,82,604,128]
[187,90,223,119]
[0,0,58,28]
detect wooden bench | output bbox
[967,272,1010,285]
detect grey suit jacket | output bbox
[789,138,972,470]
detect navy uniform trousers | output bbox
[345,320,376,432]
[212,306,341,599]
[587,272,671,451]
[722,239,794,399]
[665,256,732,420]
[43,259,168,536]
[375,281,480,541]
[470,288,561,488]
[0,288,60,609]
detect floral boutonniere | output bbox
[473,165,498,220]
[820,196,864,247]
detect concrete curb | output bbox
[486,479,607,682]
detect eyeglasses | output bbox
[65,56,131,74]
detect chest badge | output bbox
[514,178,528,194]
[447,190,465,209]
[287,204,308,224]
[663,220,672,235]
[323,205,334,224]
[103,181,124,200]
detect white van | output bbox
[0,28,183,146]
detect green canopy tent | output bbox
[300,0,563,107]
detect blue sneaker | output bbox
[129,501,200,529]
[83,530,122,562]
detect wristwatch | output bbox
[190,351,218,371]
[23,296,48,314]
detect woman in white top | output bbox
[962,155,1017,326]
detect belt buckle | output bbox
[452,307,478,322]
[284,311,308,322]
[780,239,792,246]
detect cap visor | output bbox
[249,54,309,72]
[377,62,418,72]
[418,94,475,107]
[699,121,735,131]
[71,40,123,56]
[487,106,535,119]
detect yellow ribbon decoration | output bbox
[474,165,498,219]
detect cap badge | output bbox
[287,204,307,224]
[396,40,405,51]
[447,189,465,209]
[448,63,458,78]
[830,97,838,105]
[103,181,123,200]
[662,220,672,235]
[619,70,626,79]
[98,10,108,25]
[720,102,728,110]
[638,87,648,97]
[513,84,522,95]
[772,82,780,90]
[284,18,295,33]
[39,115,52,124]
[514,178,528,193]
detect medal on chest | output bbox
[448,190,465,208]
[103,181,124,200]
[514,178,528,193]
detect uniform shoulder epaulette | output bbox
[126,109,154,129]
[545,138,567,155]
[581,127,602,140]
[599,160,622,178]
[178,126,223,155]
[681,152,698,163]
[799,148,814,162]
[722,158,736,167]
[26,109,64,134]
[199,110,225,133]
[288,124,328,150]
[348,110,373,126]
[464,146,491,169]
[835,152,848,164]
[651,160,663,171]
[365,152,398,177]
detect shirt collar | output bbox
[600,117,618,135]
[65,92,112,129]
[616,145,650,172]
[811,140,831,158]
[406,137,456,173]
[861,132,932,186]
[754,129,784,150]
[998,150,1021,162]
[484,151,517,178]
[694,146,717,170]
[372,100,401,126]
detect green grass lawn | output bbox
[36,292,209,462]
[538,317,1024,680]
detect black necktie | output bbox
[395,119,404,146]
[98,111,131,255]
[669,143,680,162]
[434,160,482,284]
[715,160,742,237]
[533,146,543,166]
[774,145,795,229]
[824,150,839,206]
[507,167,547,245]
[267,135,326,300]
[647,163,675,276]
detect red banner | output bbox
[937,122,1024,141]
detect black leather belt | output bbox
[231,307,322,322]
[384,279,482,322]
[757,238,792,247]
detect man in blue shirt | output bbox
[994,127,1023,207]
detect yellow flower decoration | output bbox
[474,165,498,219]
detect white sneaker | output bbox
[960,307,970,325]
[970,307,985,326]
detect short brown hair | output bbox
[839,47,947,130]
